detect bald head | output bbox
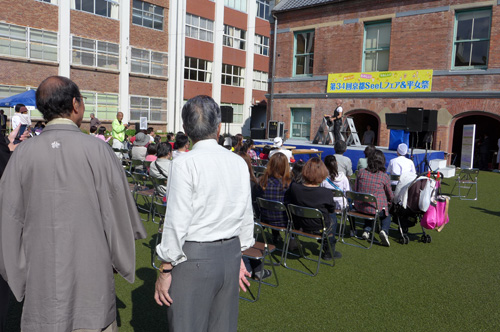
[36,76,82,122]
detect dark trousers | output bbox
[333,120,342,143]
[167,237,241,332]
[0,276,9,332]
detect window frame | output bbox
[184,56,213,83]
[451,7,492,70]
[362,21,391,72]
[254,34,269,56]
[130,95,168,122]
[224,0,247,13]
[72,0,119,19]
[221,64,245,87]
[256,0,270,20]
[132,0,164,31]
[223,24,246,51]
[185,13,214,43]
[71,36,119,71]
[293,30,315,77]
[0,23,58,62]
[130,47,168,77]
[253,70,268,91]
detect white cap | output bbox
[273,136,283,147]
[397,143,408,155]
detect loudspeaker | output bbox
[220,106,233,123]
[268,121,285,139]
[422,110,438,132]
[385,113,408,130]
[135,122,141,132]
[250,128,266,139]
[406,107,424,132]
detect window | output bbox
[223,25,246,50]
[224,0,246,12]
[254,34,269,56]
[0,23,57,62]
[256,0,270,20]
[184,57,213,82]
[220,102,243,123]
[291,108,311,140]
[72,0,119,19]
[72,36,119,70]
[222,64,245,87]
[186,13,214,42]
[253,70,268,91]
[131,47,168,76]
[363,22,391,72]
[37,0,58,4]
[453,9,491,69]
[82,91,119,120]
[294,30,314,76]
[130,96,167,122]
[132,0,164,30]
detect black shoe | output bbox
[321,251,333,261]
[253,269,272,280]
[288,238,298,251]
[333,251,342,259]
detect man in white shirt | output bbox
[269,136,292,161]
[387,143,416,184]
[11,104,31,130]
[154,95,254,332]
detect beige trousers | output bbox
[23,320,118,332]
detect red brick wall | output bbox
[185,38,214,61]
[129,76,168,96]
[0,59,58,87]
[71,68,119,93]
[184,81,212,100]
[0,0,58,31]
[130,0,169,52]
[221,85,244,104]
[187,0,215,20]
[71,10,120,42]
[222,47,246,67]
[254,54,269,72]
[223,7,248,30]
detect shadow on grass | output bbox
[129,268,167,332]
[469,206,500,217]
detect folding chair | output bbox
[451,168,479,200]
[283,204,335,277]
[341,191,380,249]
[240,223,278,303]
[150,177,168,224]
[330,189,346,239]
[129,159,145,173]
[256,197,291,264]
[125,170,138,196]
[151,201,166,270]
[144,161,152,174]
[133,172,155,222]
[252,165,267,178]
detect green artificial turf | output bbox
[5,171,500,331]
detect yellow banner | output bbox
[327,70,433,93]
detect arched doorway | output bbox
[451,112,500,169]
[345,110,379,145]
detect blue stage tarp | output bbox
[253,140,444,174]
[0,89,36,107]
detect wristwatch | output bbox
[160,263,173,273]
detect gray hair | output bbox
[182,95,221,141]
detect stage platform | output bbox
[253,139,445,174]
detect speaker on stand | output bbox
[220,106,233,135]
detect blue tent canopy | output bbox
[0,89,36,107]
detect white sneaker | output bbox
[362,231,370,240]
[379,230,390,247]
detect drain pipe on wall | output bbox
[269,13,278,124]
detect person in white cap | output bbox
[387,143,416,185]
[269,137,292,161]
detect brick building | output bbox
[270,0,500,166]
[0,0,272,136]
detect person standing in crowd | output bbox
[0,76,146,332]
[327,99,343,144]
[89,112,101,128]
[362,124,375,145]
[154,95,254,332]
[111,111,129,157]
[11,104,31,130]
[387,143,416,185]
[0,110,6,136]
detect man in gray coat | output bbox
[0,76,147,332]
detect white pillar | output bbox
[212,0,225,105]
[119,1,131,123]
[167,0,186,133]
[242,0,256,136]
[58,0,71,78]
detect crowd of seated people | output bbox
[321,155,350,210]
[172,134,189,159]
[150,142,172,197]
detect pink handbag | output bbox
[420,195,450,231]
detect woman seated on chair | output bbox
[150,142,172,197]
[321,155,350,209]
[285,157,342,260]
[259,153,291,243]
[355,149,394,247]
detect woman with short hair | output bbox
[355,149,393,247]
[285,157,342,260]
